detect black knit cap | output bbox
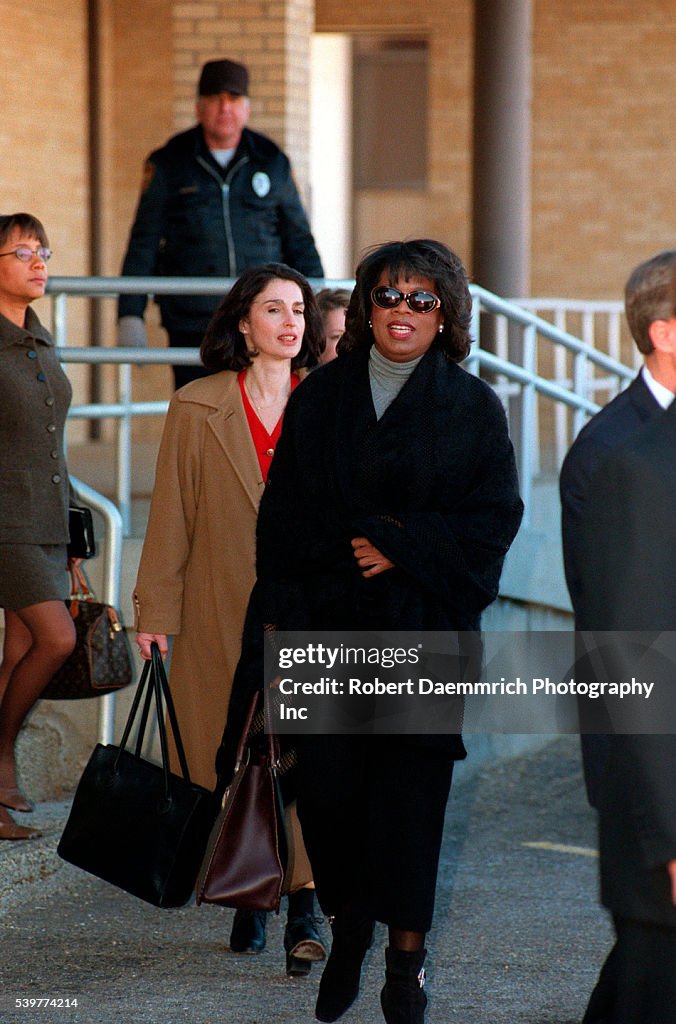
[198,59,249,97]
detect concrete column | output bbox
[472,0,533,297]
[310,33,353,277]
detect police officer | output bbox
[117,58,324,388]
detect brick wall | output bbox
[0,0,91,433]
[109,1,176,424]
[532,0,676,298]
[0,1,89,275]
[317,0,675,297]
[1,0,672,318]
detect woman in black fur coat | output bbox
[223,239,523,1024]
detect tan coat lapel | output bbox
[207,383,262,512]
[178,371,262,512]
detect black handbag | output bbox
[195,691,289,912]
[41,565,133,700]
[67,504,96,559]
[57,643,217,908]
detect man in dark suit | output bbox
[576,402,676,1024]
[560,249,676,803]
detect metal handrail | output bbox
[47,275,351,348]
[69,475,124,745]
[471,285,632,377]
[47,275,631,379]
[470,286,633,466]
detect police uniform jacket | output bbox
[0,308,72,544]
[119,125,324,334]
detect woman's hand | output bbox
[135,632,169,660]
[351,537,394,577]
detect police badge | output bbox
[251,171,271,198]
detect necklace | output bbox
[243,378,290,424]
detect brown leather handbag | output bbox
[42,565,133,700]
[195,691,289,912]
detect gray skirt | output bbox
[0,543,70,611]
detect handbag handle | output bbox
[64,565,124,635]
[114,642,195,797]
[151,642,193,783]
[116,656,156,760]
[67,562,93,601]
[234,691,280,772]
[64,563,95,621]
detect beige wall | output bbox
[109,1,174,270]
[532,0,675,297]
[317,1,474,269]
[0,0,673,326]
[0,1,89,273]
[318,0,675,297]
[108,0,176,409]
[0,0,91,434]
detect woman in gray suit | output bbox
[0,212,78,840]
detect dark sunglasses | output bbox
[371,286,441,314]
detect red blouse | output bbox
[238,371,300,483]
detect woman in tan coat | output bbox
[134,263,325,974]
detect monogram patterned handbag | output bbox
[42,565,133,700]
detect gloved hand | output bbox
[117,315,149,348]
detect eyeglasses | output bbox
[0,246,52,263]
[371,286,440,314]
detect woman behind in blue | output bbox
[223,239,523,1023]
[0,213,77,841]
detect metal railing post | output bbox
[465,297,482,377]
[70,476,124,745]
[51,292,68,347]
[116,362,133,535]
[572,350,589,438]
[518,324,536,527]
[554,308,569,465]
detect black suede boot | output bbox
[314,909,375,1023]
[229,909,268,953]
[380,947,428,1024]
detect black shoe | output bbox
[284,913,326,977]
[315,909,375,1022]
[229,909,268,954]
[380,947,428,1024]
